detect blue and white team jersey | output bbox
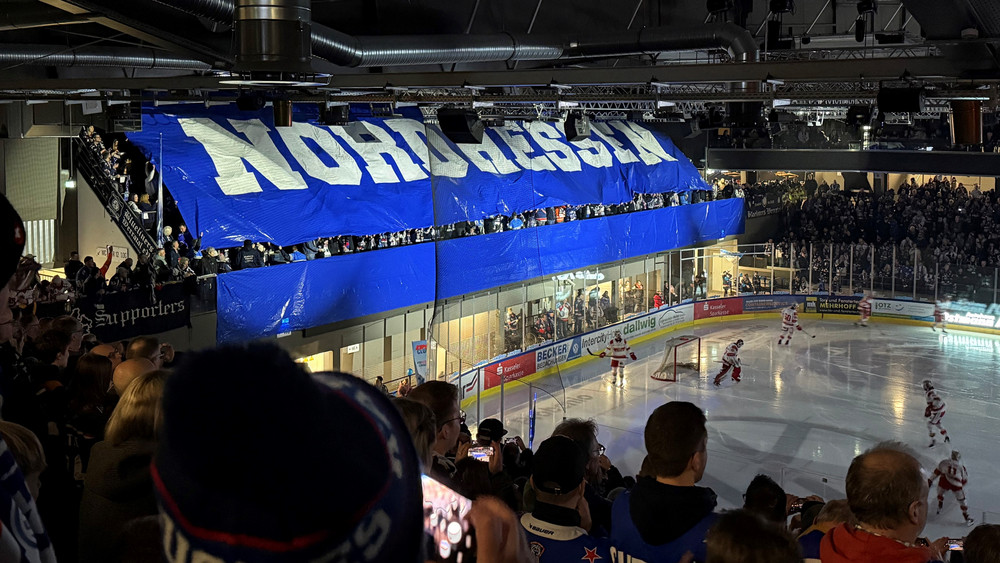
[521,513,610,563]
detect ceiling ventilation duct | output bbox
[154,0,759,66]
[222,0,326,86]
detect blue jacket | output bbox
[609,478,718,563]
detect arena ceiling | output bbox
[0,0,998,117]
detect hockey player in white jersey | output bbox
[600,330,636,387]
[923,379,950,447]
[713,339,743,387]
[778,304,803,345]
[855,294,872,327]
[932,301,947,333]
[928,450,974,526]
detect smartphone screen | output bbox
[421,475,474,563]
[949,539,964,551]
[469,446,493,462]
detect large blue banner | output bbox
[216,200,745,342]
[128,104,710,249]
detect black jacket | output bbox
[629,477,718,546]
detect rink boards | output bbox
[455,293,989,406]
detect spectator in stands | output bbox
[290,245,307,262]
[821,440,948,563]
[0,421,46,501]
[743,474,789,525]
[408,381,463,484]
[965,524,1000,563]
[126,193,141,215]
[126,336,173,370]
[548,418,618,535]
[236,239,264,269]
[152,343,436,562]
[165,240,180,272]
[112,358,155,396]
[79,370,166,563]
[521,435,609,561]
[66,353,115,468]
[64,251,84,282]
[197,247,218,276]
[90,342,123,372]
[798,499,856,562]
[392,397,436,469]
[109,257,133,291]
[610,401,717,562]
[706,509,801,563]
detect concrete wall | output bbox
[76,174,136,264]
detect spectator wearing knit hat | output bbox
[521,435,610,562]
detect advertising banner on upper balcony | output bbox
[128,104,710,249]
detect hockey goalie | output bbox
[600,330,636,387]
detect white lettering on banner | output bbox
[178,117,306,195]
[525,122,582,172]
[590,122,640,164]
[570,133,614,169]
[329,122,428,183]
[945,311,1000,328]
[455,131,522,175]
[384,119,469,179]
[493,124,557,171]
[275,123,363,186]
[609,121,677,165]
[609,546,649,563]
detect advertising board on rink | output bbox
[694,297,743,319]
[872,299,934,320]
[742,295,805,312]
[804,295,860,314]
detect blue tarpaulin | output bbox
[217,200,745,342]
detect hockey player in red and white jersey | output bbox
[855,294,872,327]
[923,379,950,447]
[713,339,743,387]
[600,330,636,387]
[928,450,975,526]
[778,304,802,345]
[932,301,947,333]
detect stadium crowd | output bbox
[779,175,1000,298]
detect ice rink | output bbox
[476,317,1000,539]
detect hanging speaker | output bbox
[437,108,484,144]
[950,100,982,145]
[273,100,293,127]
[564,111,591,142]
[236,92,266,111]
[877,88,925,113]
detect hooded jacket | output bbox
[820,524,943,563]
[609,476,718,562]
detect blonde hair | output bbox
[105,370,167,446]
[392,397,436,469]
[0,421,46,476]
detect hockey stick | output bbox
[586,348,601,357]
[799,326,817,339]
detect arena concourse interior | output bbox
[5,2,1000,562]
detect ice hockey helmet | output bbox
[789,303,797,310]
[952,450,961,462]
[736,339,744,347]
[922,379,933,391]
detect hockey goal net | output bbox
[651,335,702,382]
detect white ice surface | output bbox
[470,318,1000,539]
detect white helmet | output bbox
[736,339,744,347]
[922,379,934,392]
[952,450,961,462]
